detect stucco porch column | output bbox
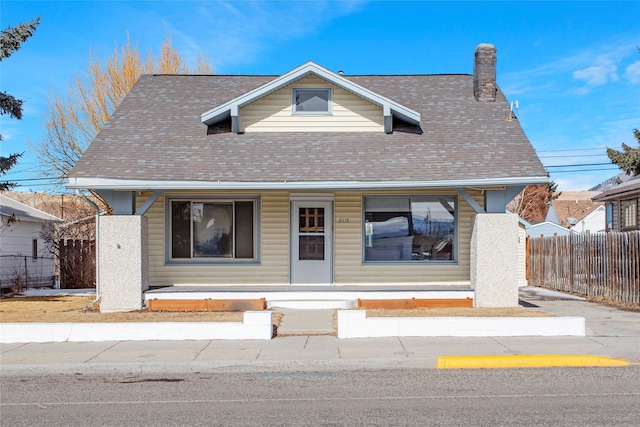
[470,213,519,307]
[98,216,148,312]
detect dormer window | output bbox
[293,88,332,114]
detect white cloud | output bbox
[573,56,618,86]
[502,36,637,97]
[625,60,640,83]
[158,0,368,72]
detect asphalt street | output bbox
[2,367,639,426]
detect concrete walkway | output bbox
[1,287,639,375]
[275,309,335,335]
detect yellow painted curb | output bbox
[437,355,629,369]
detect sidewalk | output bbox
[1,287,639,375]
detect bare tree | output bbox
[31,33,212,190]
[508,182,561,223]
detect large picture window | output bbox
[363,195,456,262]
[292,88,331,114]
[170,199,256,261]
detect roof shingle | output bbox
[69,73,546,186]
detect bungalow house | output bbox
[0,194,62,290]
[546,191,605,234]
[67,44,547,312]
[592,176,640,232]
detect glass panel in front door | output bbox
[299,207,325,260]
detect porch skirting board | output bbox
[144,285,475,310]
[336,310,586,338]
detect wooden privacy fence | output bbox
[59,239,95,289]
[528,231,640,304]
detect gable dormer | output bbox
[201,61,420,134]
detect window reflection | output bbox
[364,196,455,262]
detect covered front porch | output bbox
[95,207,522,312]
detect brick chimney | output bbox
[473,43,497,102]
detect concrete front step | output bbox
[268,300,355,309]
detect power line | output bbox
[545,163,613,168]
[536,146,621,153]
[547,167,620,174]
[4,177,64,182]
[539,154,609,159]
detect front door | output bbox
[291,200,333,285]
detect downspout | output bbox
[76,189,101,303]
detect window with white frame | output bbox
[620,199,638,230]
[292,88,331,114]
[169,198,257,261]
[363,195,456,262]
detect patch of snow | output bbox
[20,288,96,297]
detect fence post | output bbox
[539,235,544,287]
[23,256,28,289]
[525,236,530,284]
[586,233,591,295]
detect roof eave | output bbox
[592,182,640,201]
[67,176,549,192]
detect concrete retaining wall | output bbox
[337,310,585,338]
[0,311,273,343]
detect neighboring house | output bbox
[569,205,605,234]
[0,194,62,290]
[592,176,640,232]
[546,191,605,234]
[67,44,548,312]
[525,221,578,238]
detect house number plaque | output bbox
[337,218,351,223]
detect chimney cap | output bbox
[475,43,496,50]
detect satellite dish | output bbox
[567,217,577,226]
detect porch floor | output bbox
[144,285,474,310]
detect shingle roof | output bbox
[592,175,640,201]
[68,73,546,188]
[551,200,604,228]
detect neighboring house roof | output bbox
[550,191,604,228]
[592,176,640,202]
[68,63,547,191]
[526,221,578,237]
[0,194,62,223]
[545,204,560,224]
[589,172,635,192]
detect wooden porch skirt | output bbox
[357,298,473,309]
[147,298,266,312]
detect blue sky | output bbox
[1,0,639,193]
